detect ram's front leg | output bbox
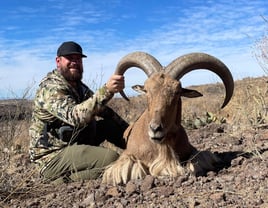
[102,153,149,185]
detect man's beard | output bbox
[59,65,83,82]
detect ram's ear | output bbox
[181,88,203,98]
[132,85,146,94]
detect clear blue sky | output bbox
[1,0,268,98]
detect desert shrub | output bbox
[254,16,268,75]
[249,16,268,127]
[0,100,32,152]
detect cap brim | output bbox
[59,52,87,58]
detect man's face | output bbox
[56,54,83,82]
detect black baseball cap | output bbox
[57,41,87,58]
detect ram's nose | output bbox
[148,122,165,142]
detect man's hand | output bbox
[106,74,125,93]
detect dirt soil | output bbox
[1,122,267,208]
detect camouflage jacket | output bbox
[29,69,119,165]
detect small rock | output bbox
[188,198,200,208]
[231,156,244,167]
[80,193,95,207]
[158,186,174,197]
[209,192,225,203]
[140,175,154,192]
[106,186,121,197]
[3,148,9,153]
[126,181,137,194]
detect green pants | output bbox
[40,144,119,184]
[40,114,128,184]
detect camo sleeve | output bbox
[38,84,114,127]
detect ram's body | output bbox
[102,52,234,185]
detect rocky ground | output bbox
[0,122,267,208]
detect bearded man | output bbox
[29,41,128,184]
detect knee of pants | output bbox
[98,148,119,166]
[66,144,119,168]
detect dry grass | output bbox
[181,76,268,129]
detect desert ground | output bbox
[0,76,267,207]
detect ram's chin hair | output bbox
[150,136,165,144]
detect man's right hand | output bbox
[106,74,125,93]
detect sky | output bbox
[1,0,268,99]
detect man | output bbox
[29,41,128,183]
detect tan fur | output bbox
[102,154,148,185]
[149,144,184,177]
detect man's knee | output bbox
[67,144,119,167]
[98,147,119,166]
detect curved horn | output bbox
[165,53,234,108]
[114,51,163,100]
